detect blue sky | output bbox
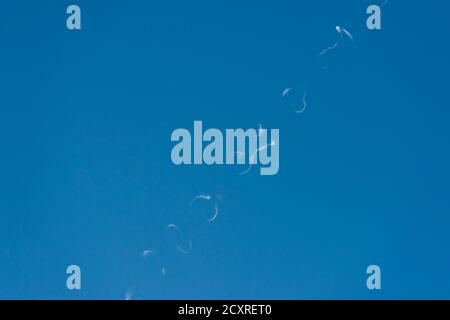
[1,1,450,299]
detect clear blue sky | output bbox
[1,0,450,299]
